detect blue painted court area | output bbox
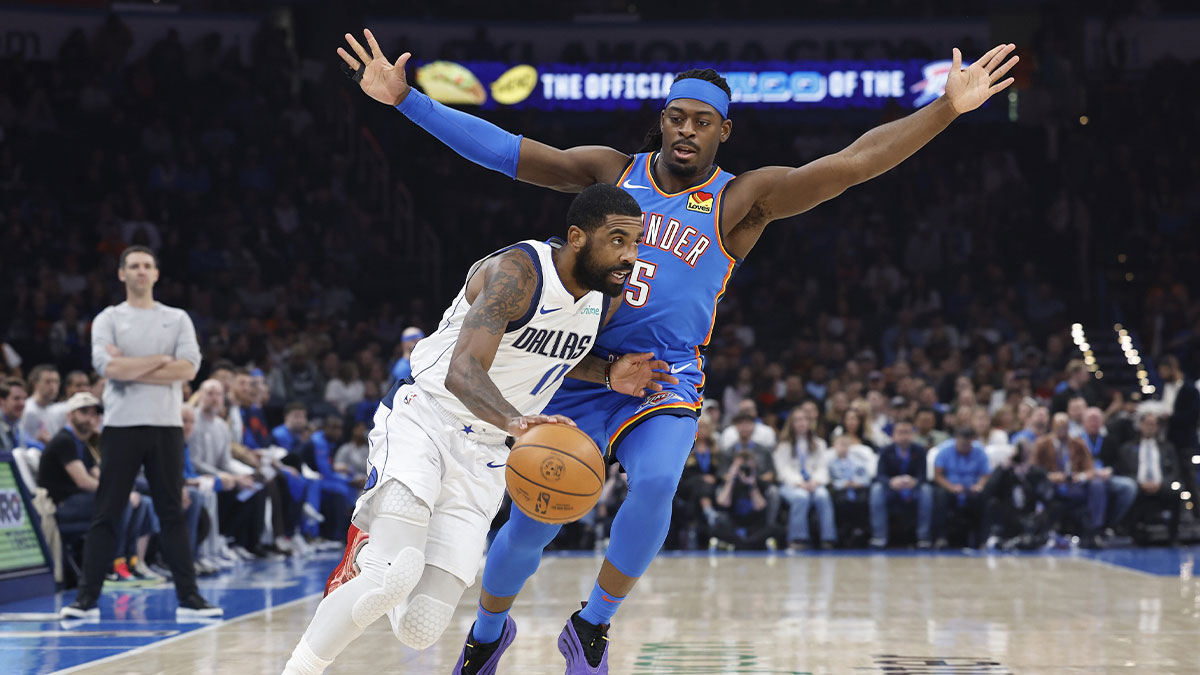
[2,546,1196,674]
[0,551,341,675]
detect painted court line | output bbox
[48,592,322,675]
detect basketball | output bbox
[505,423,605,524]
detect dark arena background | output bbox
[1,1,1199,673]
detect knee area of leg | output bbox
[375,481,431,527]
[393,594,456,650]
[349,546,425,628]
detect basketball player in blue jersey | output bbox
[339,29,1017,674]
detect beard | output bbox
[575,238,631,297]
[661,155,705,177]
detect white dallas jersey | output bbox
[408,239,608,436]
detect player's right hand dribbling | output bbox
[337,28,412,106]
[507,414,577,438]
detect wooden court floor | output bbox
[57,552,1200,675]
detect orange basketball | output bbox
[505,423,605,524]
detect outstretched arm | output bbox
[720,44,1018,258]
[338,29,629,192]
[444,252,577,437]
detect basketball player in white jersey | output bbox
[282,184,675,674]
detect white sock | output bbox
[282,637,333,675]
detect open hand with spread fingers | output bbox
[944,43,1019,114]
[337,28,412,106]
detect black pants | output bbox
[80,426,197,600]
[933,487,988,546]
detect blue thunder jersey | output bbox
[596,152,739,392]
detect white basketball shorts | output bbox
[352,379,509,585]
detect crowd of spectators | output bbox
[1,8,1199,585]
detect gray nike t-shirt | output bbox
[91,301,202,428]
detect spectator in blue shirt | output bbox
[388,326,424,387]
[932,427,991,548]
[870,420,933,549]
[302,415,357,540]
[1010,405,1049,447]
[272,401,310,455]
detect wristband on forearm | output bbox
[396,89,523,179]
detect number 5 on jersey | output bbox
[624,260,657,308]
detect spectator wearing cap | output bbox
[1116,411,1183,544]
[1051,360,1095,415]
[388,326,425,387]
[932,427,991,547]
[870,420,932,548]
[1033,413,1107,548]
[774,409,834,550]
[38,392,158,580]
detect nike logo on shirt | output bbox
[486,461,506,469]
[670,362,693,374]
[621,180,650,190]
[539,306,561,314]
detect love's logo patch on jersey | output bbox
[686,190,714,214]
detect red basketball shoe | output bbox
[324,524,370,597]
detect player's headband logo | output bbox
[664,78,730,119]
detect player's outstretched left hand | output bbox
[507,414,576,438]
[944,43,1019,114]
[609,352,680,398]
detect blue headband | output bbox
[665,78,730,118]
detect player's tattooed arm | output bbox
[445,251,538,431]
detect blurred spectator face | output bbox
[1083,408,1104,436]
[1138,413,1159,439]
[892,421,914,447]
[33,369,61,402]
[285,407,307,433]
[1067,397,1086,423]
[954,432,974,454]
[351,421,367,444]
[67,406,99,437]
[90,377,106,400]
[199,380,224,414]
[181,406,195,440]
[252,374,269,403]
[212,367,234,395]
[992,408,1013,433]
[842,408,862,437]
[64,372,90,397]
[234,373,253,405]
[1157,360,1178,382]
[972,408,990,438]
[1051,413,1070,440]
[783,375,804,400]
[734,416,755,442]
[829,391,849,420]
[953,406,973,433]
[324,416,344,443]
[915,409,935,434]
[918,386,938,408]
[866,390,885,414]
[789,409,811,438]
[800,400,819,426]
[696,416,714,442]
[833,435,852,457]
[1030,406,1050,433]
[1,382,27,419]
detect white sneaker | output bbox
[302,502,326,524]
[133,561,166,580]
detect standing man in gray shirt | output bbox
[62,245,222,620]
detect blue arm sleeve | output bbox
[396,89,523,179]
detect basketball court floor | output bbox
[3,546,1198,674]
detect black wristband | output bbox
[604,361,613,391]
